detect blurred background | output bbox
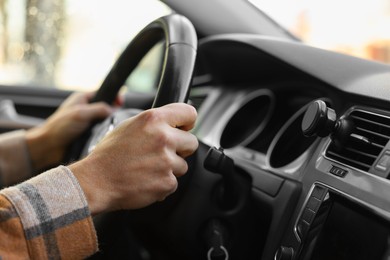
[0,0,389,91]
[0,0,170,90]
[251,0,390,64]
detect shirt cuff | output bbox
[0,130,32,187]
[0,165,98,259]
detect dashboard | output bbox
[181,34,390,259]
[88,32,390,260]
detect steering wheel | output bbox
[68,14,197,161]
[78,14,198,259]
[92,14,197,108]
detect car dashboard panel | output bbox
[190,34,390,259]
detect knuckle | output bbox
[155,131,173,148]
[149,127,174,151]
[159,152,175,171]
[141,109,162,124]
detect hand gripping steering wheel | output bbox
[68,14,197,161]
[84,15,197,258]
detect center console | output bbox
[277,184,390,260]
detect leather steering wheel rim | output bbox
[91,14,197,108]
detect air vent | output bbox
[326,110,390,171]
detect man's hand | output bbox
[26,92,112,171]
[70,103,198,215]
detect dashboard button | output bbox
[297,220,310,239]
[301,208,315,224]
[329,165,348,177]
[375,151,390,172]
[306,197,321,212]
[311,186,327,200]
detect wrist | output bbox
[69,159,111,216]
[25,125,64,171]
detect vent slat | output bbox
[373,143,386,149]
[349,133,385,149]
[355,127,390,142]
[326,109,390,172]
[352,115,390,131]
[326,150,372,170]
[344,147,378,159]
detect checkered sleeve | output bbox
[0,165,98,259]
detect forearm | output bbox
[0,127,59,187]
[0,130,32,187]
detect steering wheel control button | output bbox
[329,165,348,177]
[302,99,337,137]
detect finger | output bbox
[170,153,189,177]
[79,102,113,121]
[172,128,199,158]
[85,91,96,101]
[160,103,198,131]
[86,91,120,106]
[114,95,124,107]
[60,92,82,107]
[156,173,178,201]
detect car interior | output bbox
[1,0,390,259]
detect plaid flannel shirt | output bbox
[0,131,98,259]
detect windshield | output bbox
[250,0,390,64]
[0,0,170,91]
